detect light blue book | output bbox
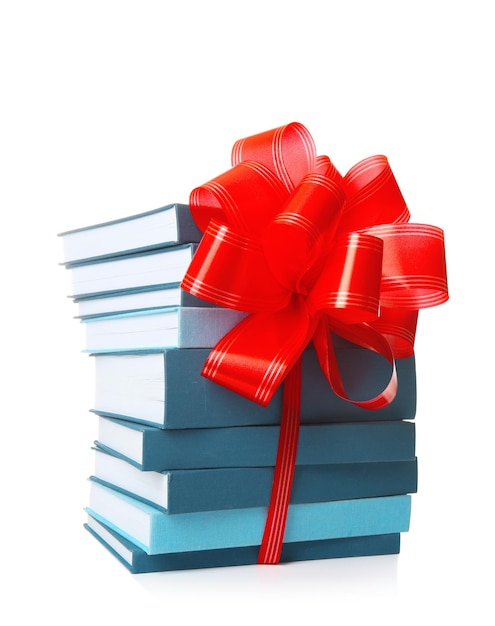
[87,480,411,555]
[84,513,402,573]
[82,307,247,352]
[74,283,211,318]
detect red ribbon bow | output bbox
[181,122,449,563]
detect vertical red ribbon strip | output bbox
[257,356,302,564]
[181,123,449,563]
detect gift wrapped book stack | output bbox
[59,123,448,573]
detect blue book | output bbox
[74,283,212,319]
[59,203,201,266]
[87,480,411,555]
[84,513,401,573]
[66,243,198,298]
[95,415,416,471]
[91,343,416,428]
[82,306,247,352]
[92,446,418,513]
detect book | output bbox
[73,283,212,319]
[95,415,416,471]
[66,243,197,298]
[86,480,412,555]
[59,203,202,266]
[84,513,402,573]
[82,307,248,352]
[91,344,416,428]
[92,446,418,513]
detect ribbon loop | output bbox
[315,154,343,183]
[339,155,410,233]
[307,231,383,323]
[231,122,317,192]
[182,220,290,312]
[190,161,289,237]
[367,223,449,309]
[262,173,346,293]
[369,308,419,358]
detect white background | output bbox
[1,1,493,624]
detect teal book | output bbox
[92,446,418,513]
[59,203,201,266]
[91,344,416,428]
[87,480,411,555]
[95,415,416,471]
[67,243,198,298]
[84,513,401,574]
[74,283,212,319]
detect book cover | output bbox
[59,203,201,266]
[82,307,248,352]
[92,446,418,513]
[74,283,212,318]
[85,513,401,574]
[95,415,416,471]
[67,243,197,298]
[92,344,416,428]
[87,480,411,555]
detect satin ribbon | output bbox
[181,122,449,563]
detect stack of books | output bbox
[60,203,418,574]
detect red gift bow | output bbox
[181,123,449,563]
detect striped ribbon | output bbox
[181,123,449,563]
[257,357,302,563]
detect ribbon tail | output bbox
[258,356,302,564]
[313,317,398,410]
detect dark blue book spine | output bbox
[91,458,417,513]
[164,347,416,428]
[170,459,418,512]
[92,344,416,429]
[97,417,416,471]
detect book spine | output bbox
[148,421,416,471]
[75,285,213,319]
[92,458,418,513]
[69,243,196,297]
[92,347,416,429]
[61,204,201,266]
[166,459,418,513]
[175,203,202,243]
[83,307,248,352]
[164,347,416,428]
[95,418,416,471]
[177,308,248,348]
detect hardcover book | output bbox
[95,415,416,471]
[87,480,412,555]
[92,446,418,513]
[59,203,201,266]
[91,344,416,428]
[74,283,212,318]
[67,243,197,298]
[82,307,247,352]
[85,513,402,574]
